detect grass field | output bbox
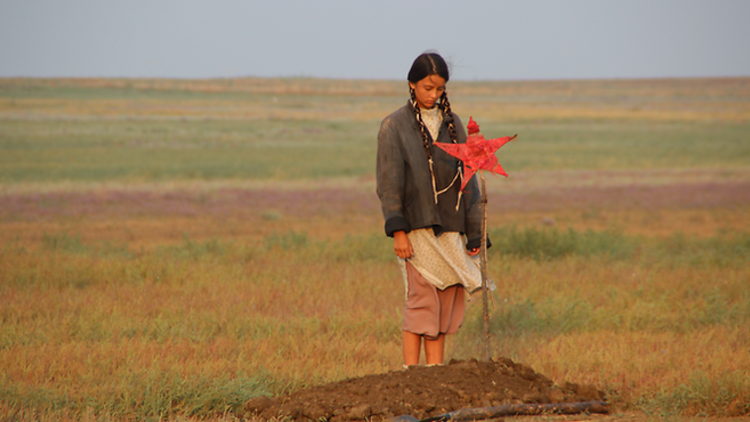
[1,76,749,421]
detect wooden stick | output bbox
[479,171,490,362]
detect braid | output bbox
[411,86,442,204]
[440,91,458,144]
[406,52,464,209]
[410,87,432,161]
[440,90,465,210]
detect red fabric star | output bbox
[435,116,517,191]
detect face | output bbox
[409,74,446,109]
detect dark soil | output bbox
[244,358,606,422]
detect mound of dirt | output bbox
[244,358,606,421]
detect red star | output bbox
[435,116,517,191]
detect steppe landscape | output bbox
[1,76,749,421]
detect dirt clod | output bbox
[245,358,606,421]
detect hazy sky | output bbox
[2,0,749,81]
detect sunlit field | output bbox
[1,77,749,421]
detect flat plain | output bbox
[0,76,749,421]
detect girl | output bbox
[376,52,486,367]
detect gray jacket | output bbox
[376,102,485,250]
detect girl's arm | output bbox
[393,231,413,259]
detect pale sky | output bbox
[1,0,749,81]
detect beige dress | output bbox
[398,229,482,296]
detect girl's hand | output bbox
[467,247,480,257]
[393,231,414,259]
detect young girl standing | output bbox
[376,52,487,367]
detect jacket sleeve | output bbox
[463,173,493,250]
[376,116,410,237]
[462,164,485,249]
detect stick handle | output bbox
[479,171,490,361]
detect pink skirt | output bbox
[401,261,465,339]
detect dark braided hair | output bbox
[439,91,458,145]
[407,53,458,147]
[410,86,433,162]
[407,52,463,206]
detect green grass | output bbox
[0,119,379,182]
[2,228,749,418]
[2,79,749,183]
[0,369,271,420]
[2,77,749,419]
[638,370,750,417]
[480,121,750,170]
[487,226,637,261]
[1,119,748,183]
[488,225,750,267]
